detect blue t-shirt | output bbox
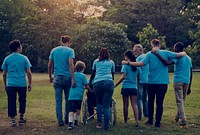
[136,53,149,84]
[92,59,115,83]
[121,65,140,89]
[68,72,88,100]
[1,53,32,87]
[173,55,192,84]
[142,50,178,84]
[49,46,75,77]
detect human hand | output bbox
[72,79,76,88]
[122,60,128,65]
[28,84,32,92]
[49,76,54,83]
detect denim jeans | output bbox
[6,87,27,117]
[93,80,114,130]
[53,76,71,124]
[137,83,148,120]
[174,83,188,124]
[148,84,167,125]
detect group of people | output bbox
[1,35,192,132]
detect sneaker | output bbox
[19,118,26,125]
[134,122,139,127]
[180,124,188,129]
[96,123,102,129]
[155,122,161,128]
[58,121,64,127]
[145,120,153,125]
[11,120,17,127]
[68,122,73,130]
[74,120,78,126]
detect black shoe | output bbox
[155,122,161,128]
[58,121,64,127]
[11,119,17,127]
[68,122,73,130]
[19,118,26,125]
[145,120,153,125]
[74,120,78,126]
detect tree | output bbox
[73,19,130,73]
[136,23,166,53]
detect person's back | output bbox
[51,46,74,77]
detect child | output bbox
[68,61,93,130]
[114,50,140,127]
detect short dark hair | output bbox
[61,35,72,44]
[9,40,21,52]
[99,47,110,60]
[151,39,160,47]
[124,50,137,71]
[174,42,184,52]
[75,61,86,72]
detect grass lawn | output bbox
[0,72,200,135]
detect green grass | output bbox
[0,72,200,135]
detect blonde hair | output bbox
[75,61,86,72]
[133,44,143,52]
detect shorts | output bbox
[69,100,82,112]
[121,88,137,97]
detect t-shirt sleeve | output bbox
[171,58,177,63]
[49,50,53,60]
[92,60,97,70]
[69,49,75,59]
[83,74,89,85]
[25,57,32,69]
[137,67,141,75]
[1,58,7,70]
[141,52,150,66]
[167,50,178,59]
[121,65,127,74]
[111,60,115,72]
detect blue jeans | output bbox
[93,80,114,130]
[137,83,148,120]
[53,76,71,124]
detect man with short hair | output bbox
[48,35,75,126]
[133,44,149,121]
[1,39,32,127]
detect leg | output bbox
[130,95,139,124]
[142,84,148,117]
[18,87,27,115]
[122,95,129,123]
[137,84,142,121]
[6,87,17,117]
[147,84,156,124]
[155,84,167,127]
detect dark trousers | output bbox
[6,86,27,117]
[148,84,167,124]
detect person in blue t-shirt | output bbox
[152,42,192,129]
[122,39,186,128]
[1,40,32,127]
[133,44,149,121]
[68,61,93,130]
[90,48,115,131]
[48,35,75,126]
[115,50,140,127]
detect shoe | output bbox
[155,122,161,128]
[74,120,78,126]
[58,121,64,127]
[134,122,139,127]
[175,117,179,123]
[96,123,102,129]
[180,124,188,129]
[19,118,26,125]
[145,120,153,125]
[68,122,73,130]
[11,120,17,127]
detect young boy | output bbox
[68,61,93,130]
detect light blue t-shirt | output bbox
[136,53,149,84]
[173,55,192,84]
[68,72,88,100]
[142,50,178,84]
[121,65,140,89]
[92,59,115,83]
[1,53,32,87]
[49,46,75,77]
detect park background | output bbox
[0,0,200,134]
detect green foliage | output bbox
[73,19,130,73]
[136,23,166,52]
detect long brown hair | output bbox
[98,47,110,61]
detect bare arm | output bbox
[85,84,94,93]
[26,68,32,92]
[176,52,186,58]
[122,60,144,67]
[151,51,175,65]
[2,70,7,91]
[114,73,126,88]
[69,58,75,88]
[48,60,54,83]
[89,70,96,84]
